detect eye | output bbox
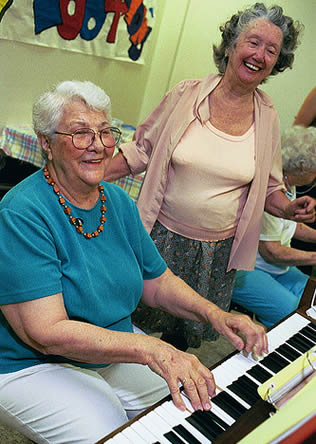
[267,48,277,56]
[249,40,258,47]
[101,128,112,136]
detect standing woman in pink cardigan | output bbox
[105,3,315,350]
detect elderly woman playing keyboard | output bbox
[0,80,267,444]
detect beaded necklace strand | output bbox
[43,165,107,239]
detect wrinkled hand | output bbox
[208,309,268,357]
[285,196,316,223]
[147,338,215,412]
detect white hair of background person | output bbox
[281,125,316,173]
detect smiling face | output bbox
[43,100,114,198]
[226,18,283,89]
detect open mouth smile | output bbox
[244,62,261,71]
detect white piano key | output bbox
[139,410,175,443]
[130,420,162,443]
[120,426,149,444]
[108,435,130,444]
[157,401,214,444]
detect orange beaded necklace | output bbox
[43,165,107,239]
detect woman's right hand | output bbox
[145,337,215,412]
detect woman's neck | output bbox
[45,164,100,209]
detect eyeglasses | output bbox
[54,127,121,150]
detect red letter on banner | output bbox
[105,0,128,43]
[58,0,86,40]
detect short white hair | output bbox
[281,125,316,172]
[32,80,112,138]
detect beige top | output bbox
[120,75,284,271]
[158,119,255,241]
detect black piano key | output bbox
[194,410,226,437]
[259,352,288,373]
[211,391,247,420]
[228,376,260,406]
[296,331,315,347]
[164,430,186,444]
[287,333,314,353]
[275,343,301,362]
[186,413,217,441]
[227,382,258,406]
[268,351,290,369]
[300,325,316,342]
[247,365,272,383]
[237,375,260,393]
[202,410,230,431]
[307,322,316,332]
[173,424,201,444]
[226,384,257,407]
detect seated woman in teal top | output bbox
[0,80,267,444]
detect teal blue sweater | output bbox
[0,170,166,373]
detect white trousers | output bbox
[0,362,169,444]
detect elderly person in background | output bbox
[232,126,316,328]
[291,87,316,274]
[105,3,314,351]
[0,80,268,444]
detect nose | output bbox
[87,132,104,152]
[254,45,265,61]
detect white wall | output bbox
[0,1,315,132]
[0,2,167,128]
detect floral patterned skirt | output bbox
[132,221,236,348]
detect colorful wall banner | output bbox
[0,0,155,62]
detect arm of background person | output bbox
[293,87,316,127]
[104,150,131,181]
[265,189,316,223]
[259,237,316,267]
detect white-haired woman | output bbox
[105,3,315,351]
[0,80,268,443]
[232,125,316,327]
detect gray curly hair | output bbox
[213,2,303,81]
[281,126,316,172]
[32,80,112,138]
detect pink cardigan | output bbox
[120,74,284,271]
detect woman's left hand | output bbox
[285,196,316,223]
[208,308,268,358]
